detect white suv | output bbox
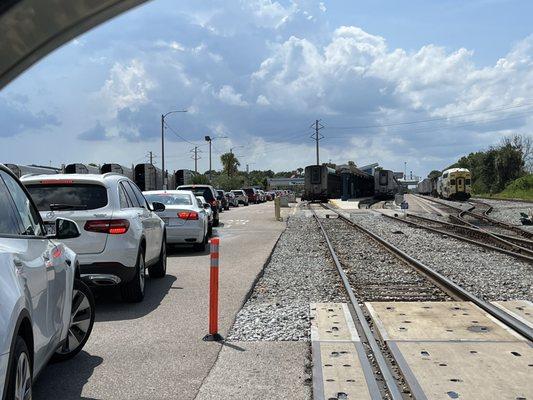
[21,173,167,302]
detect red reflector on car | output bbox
[51,246,62,258]
[84,219,129,234]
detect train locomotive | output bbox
[373,169,400,199]
[437,168,471,200]
[303,164,374,202]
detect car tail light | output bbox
[178,211,199,220]
[84,219,130,234]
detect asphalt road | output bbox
[33,202,284,400]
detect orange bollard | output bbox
[203,237,223,341]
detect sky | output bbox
[1,0,533,178]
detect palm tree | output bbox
[220,152,241,176]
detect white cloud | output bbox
[216,85,249,106]
[98,59,155,113]
[256,94,270,105]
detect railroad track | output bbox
[308,202,532,399]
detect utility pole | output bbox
[404,162,407,179]
[310,119,324,165]
[149,151,153,165]
[190,146,202,173]
[205,136,212,182]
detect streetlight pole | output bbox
[161,109,187,189]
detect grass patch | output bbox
[475,174,533,201]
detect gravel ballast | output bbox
[351,213,532,301]
[476,198,533,230]
[228,213,347,341]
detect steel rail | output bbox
[308,205,404,400]
[396,213,533,261]
[321,203,533,342]
[386,213,533,263]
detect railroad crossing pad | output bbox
[492,300,533,328]
[310,303,380,400]
[366,301,533,399]
[366,301,524,341]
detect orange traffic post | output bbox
[203,237,223,342]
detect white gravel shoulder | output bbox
[228,213,346,341]
[352,213,532,301]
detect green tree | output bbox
[427,170,441,180]
[191,174,210,184]
[220,152,241,176]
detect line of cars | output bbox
[0,168,276,398]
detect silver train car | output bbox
[101,163,134,180]
[374,169,399,199]
[134,163,163,191]
[302,165,341,202]
[5,163,61,177]
[65,163,100,174]
[174,169,198,187]
[417,178,436,195]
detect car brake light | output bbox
[40,179,74,184]
[84,219,129,234]
[178,211,199,220]
[51,246,62,258]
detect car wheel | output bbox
[6,337,32,400]
[149,238,167,279]
[121,248,145,303]
[225,205,230,211]
[52,279,95,362]
[207,223,213,236]
[213,217,219,227]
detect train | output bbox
[174,169,198,187]
[101,163,134,180]
[5,163,61,177]
[437,168,471,200]
[417,168,472,200]
[65,163,101,174]
[302,164,374,202]
[373,169,400,199]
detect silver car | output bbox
[0,165,95,399]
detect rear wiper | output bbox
[49,203,88,210]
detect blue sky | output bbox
[1,0,532,177]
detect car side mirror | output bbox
[151,202,166,212]
[203,203,211,209]
[49,218,81,239]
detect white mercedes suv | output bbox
[0,164,95,400]
[21,173,167,302]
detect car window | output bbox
[26,183,108,211]
[122,181,141,207]
[128,182,149,208]
[1,171,43,236]
[119,184,131,208]
[180,186,215,201]
[145,193,192,205]
[0,174,23,235]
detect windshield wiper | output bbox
[49,203,88,210]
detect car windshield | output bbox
[26,183,108,211]
[180,186,214,201]
[144,193,192,206]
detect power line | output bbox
[310,119,324,165]
[327,100,533,130]
[164,121,206,146]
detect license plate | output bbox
[44,222,56,235]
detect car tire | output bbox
[6,336,32,400]
[213,217,219,227]
[207,223,213,236]
[52,279,95,362]
[149,238,167,279]
[121,248,145,303]
[225,205,230,211]
[244,202,248,206]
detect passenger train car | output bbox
[437,168,472,200]
[134,163,164,191]
[174,169,198,187]
[303,165,374,202]
[65,163,100,174]
[417,178,436,196]
[101,163,134,180]
[5,163,61,177]
[374,169,399,199]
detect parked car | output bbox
[231,190,249,206]
[225,191,238,207]
[216,189,230,211]
[178,184,220,227]
[0,164,95,399]
[257,190,267,202]
[243,188,260,204]
[143,190,209,251]
[22,173,167,302]
[196,196,214,235]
